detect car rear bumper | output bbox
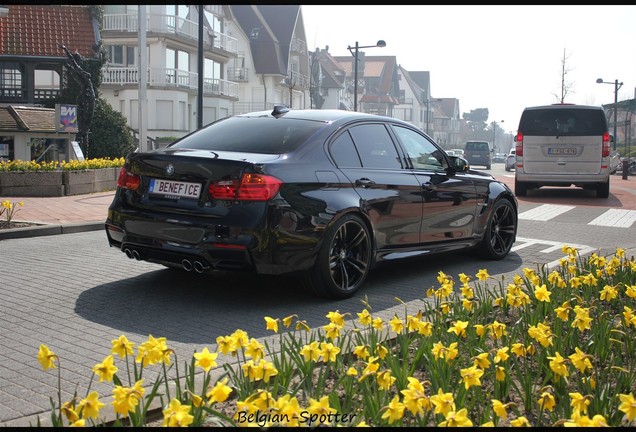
[516,172,609,184]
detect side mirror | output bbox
[513,135,518,142]
[609,134,614,143]
[450,156,469,172]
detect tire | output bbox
[629,163,636,175]
[486,164,491,170]
[475,199,517,260]
[596,178,610,198]
[302,214,372,300]
[505,166,511,172]
[515,178,527,197]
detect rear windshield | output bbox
[466,142,489,151]
[170,117,324,154]
[519,108,607,136]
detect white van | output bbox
[514,104,611,198]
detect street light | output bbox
[596,78,623,151]
[347,40,386,112]
[493,120,504,153]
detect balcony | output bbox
[102,13,238,56]
[101,66,238,99]
[227,67,248,82]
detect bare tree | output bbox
[552,48,574,103]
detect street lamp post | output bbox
[596,78,623,151]
[347,40,386,112]
[493,120,504,153]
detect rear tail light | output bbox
[117,167,141,191]
[515,132,523,157]
[209,173,282,201]
[602,132,610,157]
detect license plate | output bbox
[149,179,202,199]
[548,147,577,155]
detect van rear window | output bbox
[519,108,607,136]
[466,142,489,150]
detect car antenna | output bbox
[271,105,290,118]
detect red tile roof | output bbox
[0,5,97,58]
[0,106,57,132]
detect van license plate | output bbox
[548,147,576,155]
[149,179,201,199]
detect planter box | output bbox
[0,168,119,197]
[63,168,119,196]
[0,171,65,197]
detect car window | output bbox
[330,131,362,168]
[466,142,489,151]
[519,108,607,136]
[170,117,323,154]
[347,123,402,169]
[392,125,445,171]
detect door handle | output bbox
[422,182,435,191]
[355,178,375,188]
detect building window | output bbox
[0,63,24,99]
[107,45,136,67]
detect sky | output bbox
[301,5,636,133]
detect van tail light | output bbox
[515,132,523,157]
[117,167,141,191]
[602,132,610,157]
[209,173,282,201]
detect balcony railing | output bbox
[103,13,238,56]
[101,66,238,99]
[227,67,248,82]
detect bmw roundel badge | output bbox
[166,164,175,175]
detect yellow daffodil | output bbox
[300,341,320,363]
[357,309,373,326]
[111,335,134,358]
[494,347,509,363]
[264,316,279,333]
[381,395,405,424]
[92,355,118,383]
[244,338,265,361]
[537,391,556,412]
[431,388,455,416]
[495,366,506,381]
[308,395,337,422]
[282,314,296,328]
[206,377,232,404]
[112,379,145,416]
[319,341,340,363]
[376,344,389,360]
[216,335,238,356]
[448,320,469,337]
[548,351,569,380]
[460,365,484,390]
[193,347,218,372]
[569,392,590,414]
[473,352,491,369]
[389,315,405,333]
[534,284,551,302]
[572,305,593,332]
[438,408,473,427]
[162,398,194,427]
[599,284,618,302]
[491,399,507,419]
[618,393,636,421]
[476,268,489,281]
[37,344,57,370]
[323,322,341,340]
[376,370,396,391]
[510,416,531,426]
[418,320,434,336]
[326,310,345,326]
[231,329,250,348]
[372,317,384,330]
[77,391,104,420]
[61,400,80,423]
[353,345,370,360]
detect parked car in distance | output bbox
[464,141,492,169]
[505,148,516,171]
[448,148,465,159]
[105,107,518,300]
[493,153,506,163]
[514,103,611,198]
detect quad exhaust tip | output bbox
[182,259,208,273]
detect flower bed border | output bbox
[0,168,119,197]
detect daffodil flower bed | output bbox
[0,158,125,172]
[36,246,636,427]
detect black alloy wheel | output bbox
[303,214,372,299]
[476,199,517,260]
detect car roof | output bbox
[523,103,604,112]
[237,106,408,125]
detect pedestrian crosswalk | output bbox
[518,204,636,228]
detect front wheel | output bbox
[629,163,636,175]
[475,199,517,260]
[302,214,372,299]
